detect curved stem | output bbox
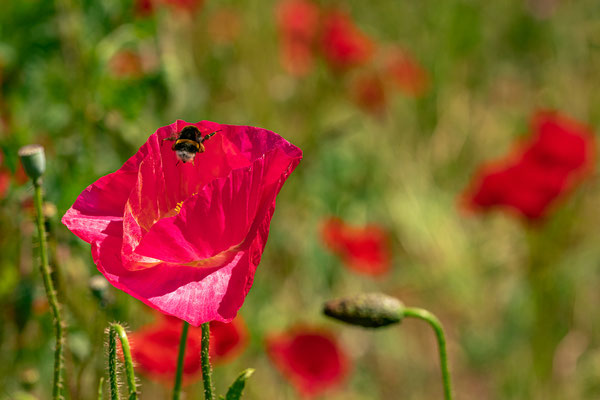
[403,307,453,400]
[172,321,190,400]
[201,322,215,400]
[33,182,64,400]
[108,323,138,400]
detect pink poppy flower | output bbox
[461,111,595,220]
[319,10,374,71]
[129,315,248,384]
[321,217,391,276]
[62,120,302,325]
[276,0,321,76]
[266,327,349,398]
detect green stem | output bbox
[33,181,64,400]
[404,307,453,400]
[107,327,118,400]
[201,322,215,400]
[172,321,190,400]
[98,377,104,400]
[108,323,138,400]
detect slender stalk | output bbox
[172,321,190,400]
[33,181,64,399]
[107,327,119,400]
[201,322,215,400]
[98,377,104,400]
[107,323,138,400]
[403,307,453,400]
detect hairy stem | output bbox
[107,323,138,400]
[33,182,64,399]
[107,327,118,400]
[201,322,215,400]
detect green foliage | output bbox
[223,369,255,400]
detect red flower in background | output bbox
[319,10,374,71]
[62,120,302,325]
[321,217,391,276]
[134,0,154,16]
[276,0,321,76]
[108,50,144,79]
[385,47,429,97]
[129,315,248,384]
[350,72,387,115]
[207,8,242,45]
[0,153,9,199]
[462,111,595,220]
[161,0,204,13]
[0,170,9,199]
[135,0,203,15]
[209,318,248,361]
[266,327,349,398]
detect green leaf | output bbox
[225,368,255,400]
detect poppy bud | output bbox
[18,145,45,184]
[323,293,404,328]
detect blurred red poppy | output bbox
[385,47,429,97]
[276,0,321,76]
[0,153,9,198]
[129,315,248,384]
[350,72,387,115]
[134,0,154,16]
[208,8,242,44]
[209,318,248,362]
[136,0,203,15]
[0,170,9,199]
[319,10,374,71]
[462,111,595,220]
[321,217,391,276]
[266,327,349,398]
[161,0,203,13]
[62,120,302,325]
[108,50,144,79]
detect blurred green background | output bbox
[2,0,600,399]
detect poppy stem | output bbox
[98,377,104,400]
[201,322,215,400]
[107,326,119,400]
[107,323,138,400]
[173,321,190,400]
[403,307,453,400]
[32,180,65,400]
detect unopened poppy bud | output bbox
[323,293,404,328]
[18,145,46,184]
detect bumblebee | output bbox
[163,125,221,164]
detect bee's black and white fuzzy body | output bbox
[163,125,219,164]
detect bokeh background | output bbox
[2,0,600,399]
